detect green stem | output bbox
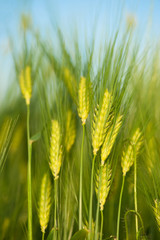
[88,154,96,240]
[94,198,100,240]
[64,156,69,240]
[95,166,102,240]
[100,210,103,240]
[79,125,85,230]
[27,105,32,240]
[116,175,125,240]
[54,179,58,240]
[42,232,45,240]
[134,154,138,239]
[124,210,146,240]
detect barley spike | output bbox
[101,115,122,165]
[19,66,32,105]
[39,173,51,233]
[78,76,90,125]
[95,162,112,211]
[92,89,112,155]
[121,128,142,176]
[49,120,62,180]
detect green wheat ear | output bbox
[19,66,32,105]
[95,162,112,211]
[65,110,76,152]
[49,120,63,180]
[78,76,90,125]
[92,89,112,156]
[121,128,142,176]
[39,173,51,234]
[101,114,123,165]
[153,199,160,231]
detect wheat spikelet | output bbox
[19,66,32,105]
[65,110,76,152]
[92,89,112,155]
[63,67,77,103]
[39,173,51,233]
[95,162,112,211]
[49,120,63,180]
[101,115,122,165]
[132,128,143,153]
[78,76,90,125]
[153,199,160,231]
[121,128,142,176]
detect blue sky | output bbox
[0,0,160,99]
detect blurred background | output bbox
[0,0,160,100]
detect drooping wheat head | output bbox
[92,89,112,156]
[19,66,32,105]
[49,120,63,180]
[65,110,76,152]
[153,199,160,231]
[95,162,112,211]
[121,128,142,176]
[39,173,52,234]
[78,76,90,125]
[101,114,123,165]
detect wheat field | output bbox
[0,2,160,240]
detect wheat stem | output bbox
[88,154,96,240]
[95,165,102,240]
[116,175,125,240]
[42,232,44,240]
[134,150,138,239]
[64,155,69,240]
[95,200,100,240]
[54,179,58,240]
[100,210,103,240]
[27,105,32,240]
[79,125,85,230]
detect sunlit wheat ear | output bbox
[65,110,76,152]
[78,76,90,125]
[39,173,51,234]
[92,89,112,156]
[153,199,160,231]
[19,66,32,105]
[95,162,112,211]
[121,128,142,176]
[49,120,63,180]
[63,67,77,103]
[101,115,123,165]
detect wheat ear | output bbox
[95,162,112,211]
[92,89,112,156]
[78,76,90,125]
[121,128,142,176]
[65,110,76,152]
[49,120,62,180]
[39,173,51,235]
[19,66,32,105]
[101,115,122,165]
